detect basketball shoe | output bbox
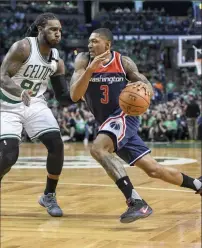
[120,198,153,223]
[39,193,63,217]
[195,176,202,196]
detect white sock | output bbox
[131,189,142,200]
[193,179,202,190]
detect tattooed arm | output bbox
[0,39,30,98]
[70,52,91,102]
[122,56,154,97]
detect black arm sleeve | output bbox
[50,75,80,106]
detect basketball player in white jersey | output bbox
[0,13,74,217]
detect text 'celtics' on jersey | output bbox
[0,37,59,104]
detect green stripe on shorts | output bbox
[30,128,60,140]
[0,91,21,104]
[0,134,21,141]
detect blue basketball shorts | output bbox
[98,110,151,166]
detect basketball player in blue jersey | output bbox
[70,28,202,223]
[0,13,76,217]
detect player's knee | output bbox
[0,139,19,176]
[146,164,162,179]
[90,135,114,159]
[39,132,64,175]
[90,144,100,159]
[39,132,64,155]
[90,143,104,159]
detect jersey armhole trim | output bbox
[22,37,32,65]
[119,54,126,76]
[51,49,59,62]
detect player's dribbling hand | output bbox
[88,50,110,72]
[126,81,151,97]
[21,90,32,106]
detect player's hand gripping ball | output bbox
[119,81,151,116]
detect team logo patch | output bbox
[110,121,121,130]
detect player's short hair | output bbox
[92,28,113,43]
[26,12,59,37]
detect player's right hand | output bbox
[126,81,152,97]
[87,50,110,72]
[21,90,32,106]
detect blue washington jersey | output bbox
[85,51,129,124]
[84,51,151,165]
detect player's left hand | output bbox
[126,81,151,97]
[21,90,33,106]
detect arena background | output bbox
[0,1,201,248]
[0,0,201,144]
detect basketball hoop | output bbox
[195,59,202,75]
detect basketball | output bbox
[119,82,151,116]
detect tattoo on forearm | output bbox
[122,56,153,94]
[134,73,150,84]
[96,153,127,182]
[1,75,22,97]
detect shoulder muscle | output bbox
[74,52,89,71]
[121,56,138,74]
[1,39,30,77]
[6,39,30,63]
[52,58,65,76]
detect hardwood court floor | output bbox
[1,142,201,248]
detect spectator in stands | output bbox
[166,80,176,101]
[197,115,202,140]
[139,113,150,141]
[149,114,168,142]
[185,95,201,140]
[163,114,178,142]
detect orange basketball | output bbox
[119,82,151,116]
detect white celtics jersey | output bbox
[0,37,59,104]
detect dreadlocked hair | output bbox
[25,12,58,37]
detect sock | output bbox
[131,189,142,200]
[181,173,202,191]
[44,176,58,195]
[116,176,142,200]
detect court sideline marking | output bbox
[3,180,194,193]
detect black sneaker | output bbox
[120,198,153,223]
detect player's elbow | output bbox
[70,87,80,102]
[0,73,7,86]
[70,92,80,102]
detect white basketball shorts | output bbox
[0,97,60,141]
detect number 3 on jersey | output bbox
[21,80,41,97]
[100,85,109,104]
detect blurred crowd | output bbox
[36,86,200,145]
[0,2,88,62]
[1,3,201,143]
[42,37,201,144]
[94,7,201,35]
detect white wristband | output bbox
[20,90,26,100]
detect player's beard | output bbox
[44,34,57,48]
